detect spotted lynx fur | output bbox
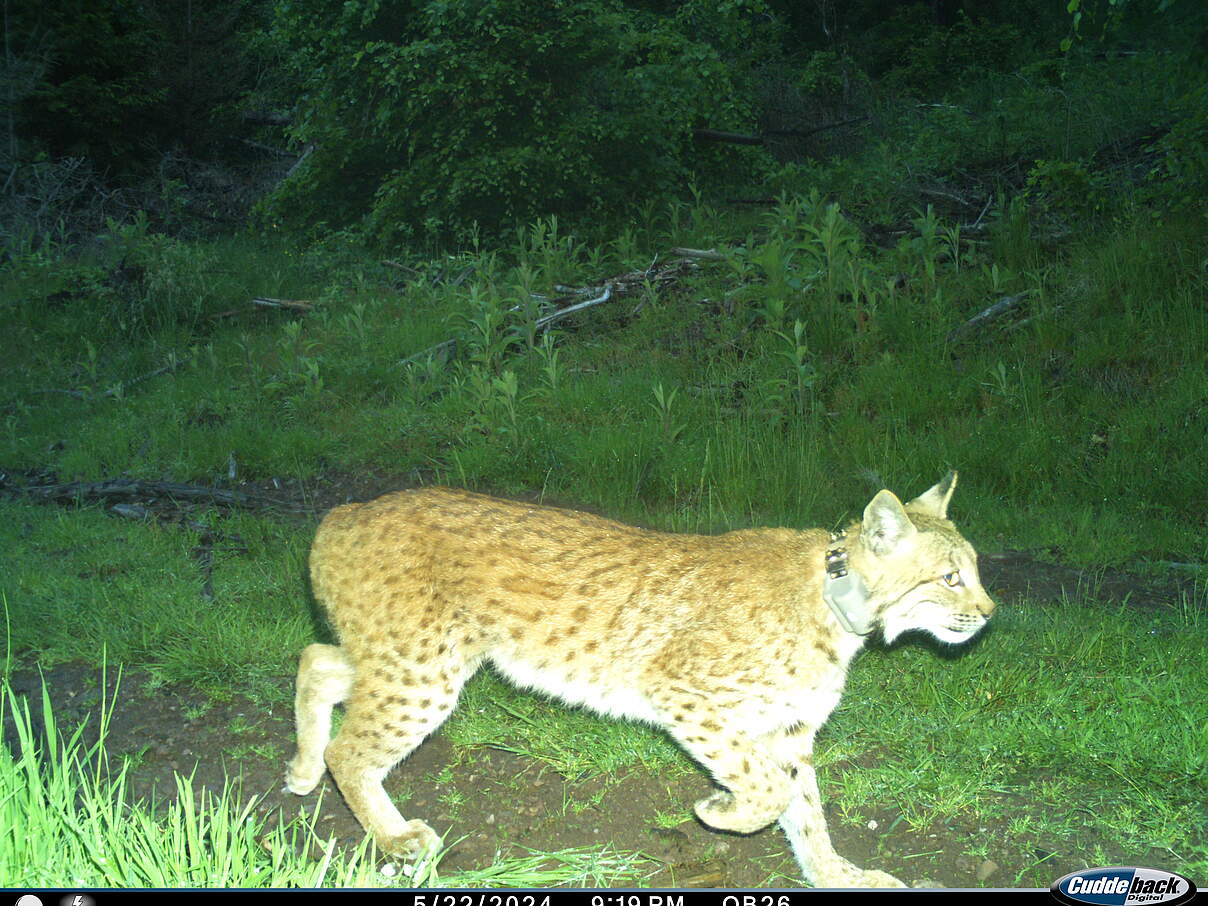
[287,472,995,887]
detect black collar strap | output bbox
[823,529,875,636]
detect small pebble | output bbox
[976,859,1001,882]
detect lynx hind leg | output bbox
[287,643,355,795]
[322,654,478,861]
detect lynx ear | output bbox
[862,489,916,556]
[907,470,958,519]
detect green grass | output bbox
[6,195,1202,562]
[0,502,313,693]
[0,675,657,888]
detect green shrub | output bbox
[1144,84,1208,214]
[261,0,770,247]
[1024,158,1111,224]
[863,6,1029,96]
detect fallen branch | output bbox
[382,259,422,276]
[8,477,304,513]
[400,338,458,368]
[947,292,1031,343]
[109,356,191,396]
[534,285,612,330]
[398,250,703,368]
[253,297,314,312]
[669,247,726,261]
[693,129,764,146]
[212,297,315,320]
[693,118,869,147]
[31,356,190,401]
[918,186,979,209]
[966,195,994,231]
[283,143,315,181]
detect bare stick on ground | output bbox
[7,477,305,513]
[947,292,1031,343]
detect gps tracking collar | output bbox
[823,529,874,636]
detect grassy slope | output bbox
[2,48,1205,888]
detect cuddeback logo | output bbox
[1051,867,1198,906]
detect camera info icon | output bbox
[13,896,96,906]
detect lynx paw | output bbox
[694,790,779,834]
[285,757,324,796]
[378,819,441,861]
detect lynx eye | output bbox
[942,571,962,587]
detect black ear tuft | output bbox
[907,471,958,519]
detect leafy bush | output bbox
[261,0,771,247]
[1024,158,1111,224]
[1144,84,1208,214]
[861,5,1029,96]
[13,0,256,170]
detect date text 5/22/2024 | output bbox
[409,895,798,906]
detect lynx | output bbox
[287,472,995,888]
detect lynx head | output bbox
[848,471,996,645]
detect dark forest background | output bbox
[4,0,1205,251]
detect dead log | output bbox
[252,297,314,312]
[947,292,1031,343]
[9,478,303,513]
[669,247,726,261]
[693,118,869,147]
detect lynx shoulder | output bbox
[287,472,995,887]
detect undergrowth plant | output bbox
[766,320,817,419]
[0,676,655,887]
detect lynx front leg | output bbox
[772,729,908,888]
[658,715,794,833]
